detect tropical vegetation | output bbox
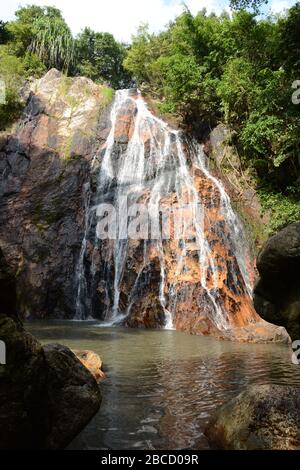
[124,3,300,234]
[0,2,299,234]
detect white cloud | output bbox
[269,0,294,14]
[1,0,225,42]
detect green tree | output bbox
[0,48,25,129]
[30,10,75,72]
[75,28,131,88]
[230,0,268,12]
[0,21,10,45]
[5,5,44,56]
[5,5,74,72]
[277,3,300,73]
[217,57,254,125]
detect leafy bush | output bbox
[259,186,300,234]
[0,47,25,130]
[124,6,300,233]
[22,52,46,78]
[75,28,131,88]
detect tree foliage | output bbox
[0,4,132,87]
[0,21,10,45]
[1,3,300,232]
[75,28,131,87]
[5,5,45,56]
[0,48,25,130]
[30,9,75,72]
[124,5,300,232]
[229,0,268,13]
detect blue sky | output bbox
[0,0,296,42]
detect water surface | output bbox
[27,321,300,450]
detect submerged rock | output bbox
[254,222,300,340]
[205,384,300,450]
[73,349,106,382]
[223,319,290,344]
[0,314,101,449]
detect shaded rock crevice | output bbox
[253,222,300,340]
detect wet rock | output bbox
[254,222,300,340]
[0,315,47,449]
[0,248,17,316]
[0,254,101,449]
[73,349,106,382]
[206,124,269,251]
[0,315,101,449]
[42,344,101,449]
[75,91,289,343]
[227,319,290,344]
[205,384,300,450]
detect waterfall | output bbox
[75,89,253,334]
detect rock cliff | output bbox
[0,69,111,319]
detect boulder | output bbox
[73,349,106,382]
[0,315,47,449]
[0,248,17,316]
[205,384,300,450]
[254,222,300,339]
[0,314,101,449]
[42,344,102,449]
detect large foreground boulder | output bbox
[42,344,102,449]
[0,315,101,449]
[205,384,300,450]
[254,222,300,339]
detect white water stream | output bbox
[75,90,251,330]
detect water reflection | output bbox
[27,322,300,450]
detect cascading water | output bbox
[75,89,255,336]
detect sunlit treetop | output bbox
[230,0,269,13]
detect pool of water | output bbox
[27,321,300,450]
